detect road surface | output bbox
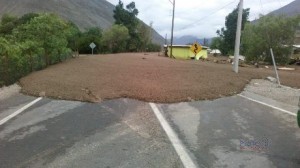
[0,81,299,168]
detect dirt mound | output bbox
[19,53,300,103]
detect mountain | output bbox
[251,0,300,44]
[173,35,212,46]
[269,0,300,17]
[0,0,164,44]
[252,0,300,23]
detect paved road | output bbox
[0,85,299,167]
[158,92,299,168]
[0,94,183,168]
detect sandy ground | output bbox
[19,53,300,103]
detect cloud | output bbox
[107,0,294,38]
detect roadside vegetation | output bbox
[242,15,300,64]
[0,0,161,86]
[212,6,300,65]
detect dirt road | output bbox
[19,53,300,103]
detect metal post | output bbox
[270,48,281,85]
[92,48,94,55]
[233,0,243,73]
[170,0,175,58]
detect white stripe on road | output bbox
[149,103,198,168]
[238,94,296,117]
[0,97,42,126]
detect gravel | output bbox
[244,79,300,107]
[19,53,300,103]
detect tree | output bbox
[66,21,81,57]
[0,14,18,35]
[210,37,222,50]
[102,24,129,53]
[113,0,141,51]
[137,22,151,52]
[77,27,102,54]
[0,37,23,85]
[242,15,300,64]
[14,13,71,67]
[16,13,39,25]
[217,6,250,55]
[0,13,79,86]
[19,40,43,72]
[0,13,39,36]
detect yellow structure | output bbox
[167,45,208,60]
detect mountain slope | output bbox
[252,0,300,23]
[269,0,300,17]
[251,0,300,44]
[0,0,164,44]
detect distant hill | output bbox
[252,0,300,23]
[173,35,212,46]
[269,0,300,16]
[251,0,300,44]
[0,0,164,44]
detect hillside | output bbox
[0,0,164,44]
[251,0,300,44]
[269,0,300,16]
[252,0,300,22]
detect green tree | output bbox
[102,24,129,53]
[77,27,102,54]
[217,7,250,55]
[16,13,39,25]
[137,22,151,52]
[66,21,81,56]
[0,14,18,35]
[0,37,23,85]
[19,40,43,72]
[242,15,300,64]
[113,0,140,51]
[14,13,71,67]
[210,37,223,50]
[0,13,39,36]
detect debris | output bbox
[39,91,46,97]
[187,97,194,102]
[277,67,295,71]
[266,76,277,83]
[265,66,269,69]
[229,55,245,61]
[239,63,250,67]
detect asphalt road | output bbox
[0,94,183,168]
[0,85,299,168]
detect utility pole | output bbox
[165,34,168,45]
[170,0,175,58]
[233,0,243,73]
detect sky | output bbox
[106,0,294,38]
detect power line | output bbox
[177,0,237,31]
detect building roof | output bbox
[166,45,209,49]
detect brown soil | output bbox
[19,53,300,103]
